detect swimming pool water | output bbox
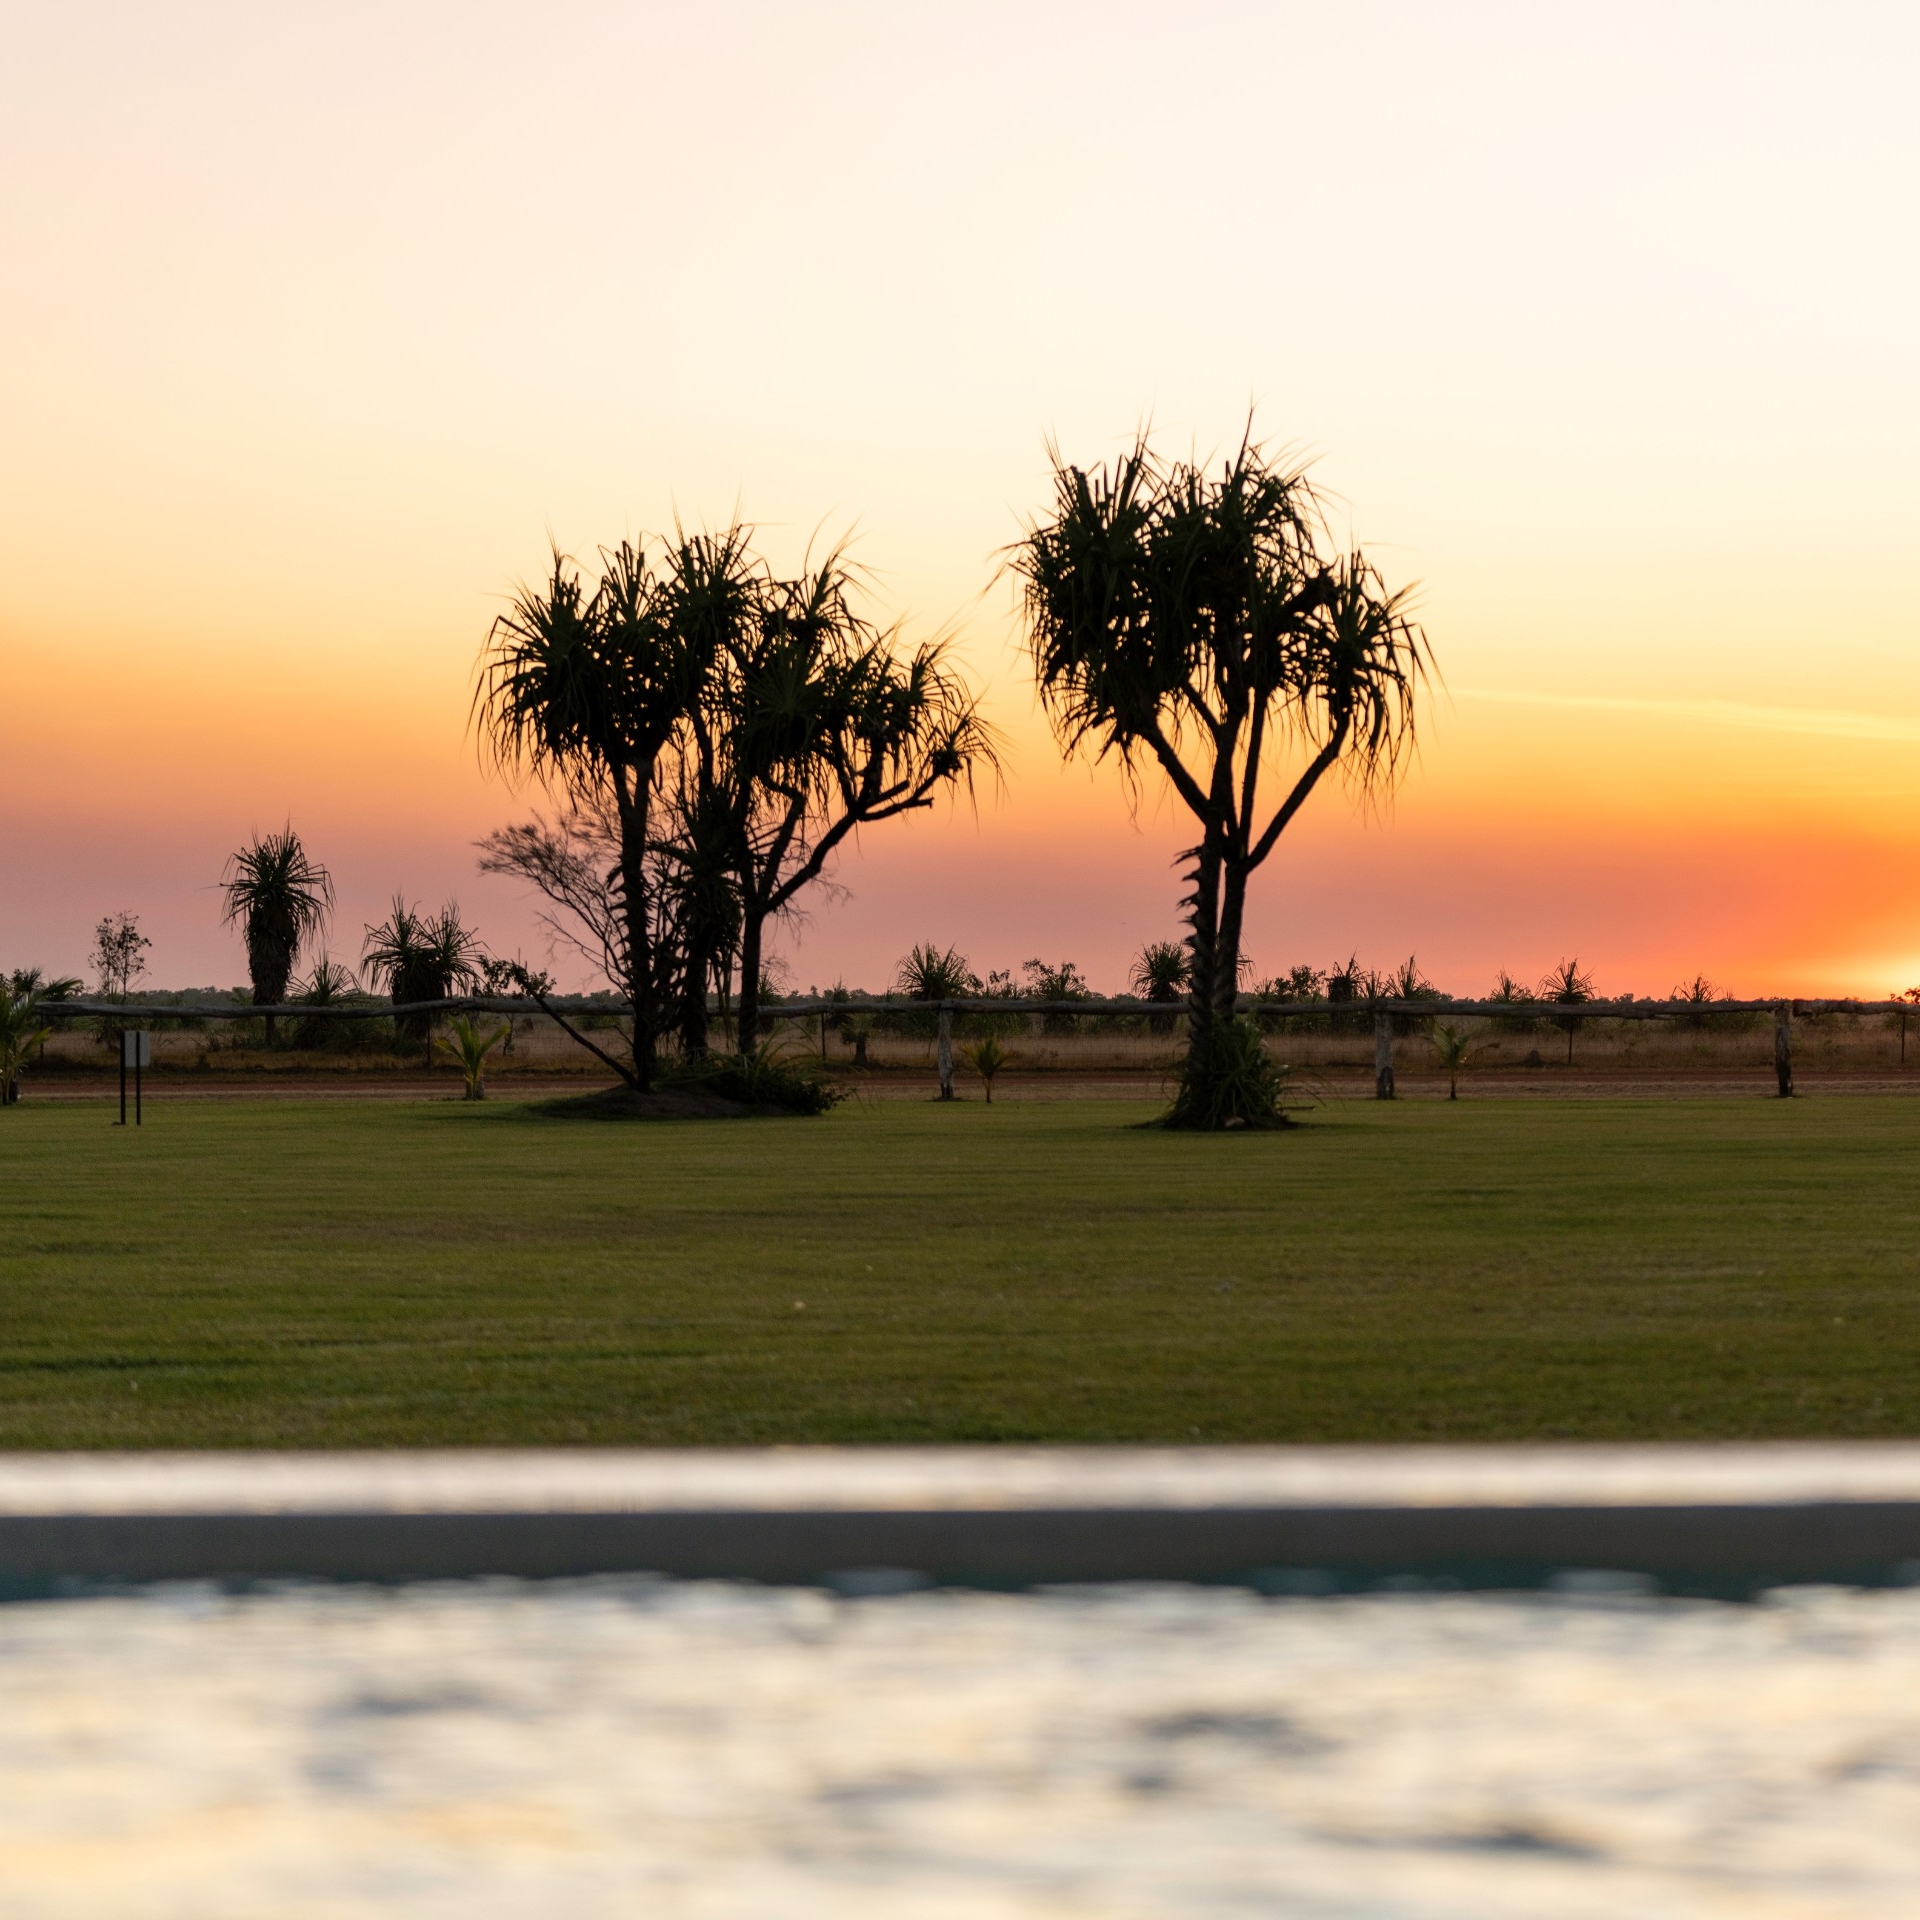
[2,1577,1916,1916]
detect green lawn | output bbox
[1,1093,1918,1447]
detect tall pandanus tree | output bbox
[474,540,712,1090]
[688,547,997,1056]
[1015,428,1429,1127]
[220,827,334,1043]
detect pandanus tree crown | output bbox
[1014,431,1428,825]
[220,827,334,1005]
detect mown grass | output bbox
[2,1094,1918,1447]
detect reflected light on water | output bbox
[2,1577,1918,1917]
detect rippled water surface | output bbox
[3,1577,1919,1917]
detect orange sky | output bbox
[3,3,1919,996]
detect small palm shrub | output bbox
[1131,940,1190,1034]
[362,898,485,1053]
[0,978,53,1107]
[440,1015,511,1100]
[291,958,367,1051]
[962,1034,1008,1101]
[686,1042,843,1114]
[892,942,980,1038]
[841,1012,875,1067]
[1129,941,1189,1000]
[1164,1017,1288,1130]
[1385,953,1442,1036]
[1671,974,1719,1031]
[1540,957,1595,1064]
[1490,968,1538,1033]
[1325,953,1364,1034]
[1428,1021,1483,1099]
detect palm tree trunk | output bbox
[735,905,764,1057]
[1180,836,1224,1075]
[249,937,290,1046]
[1213,856,1251,1030]
[617,802,656,1093]
[679,931,712,1059]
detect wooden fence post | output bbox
[937,1005,955,1101]
[1775,1000,1793,1099]
[1374,1011,1395,1100]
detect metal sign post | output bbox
[118,1030,151,1127]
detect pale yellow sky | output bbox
[3,2,1917,992]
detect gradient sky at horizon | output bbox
[4,1,1918,995]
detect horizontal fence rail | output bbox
[28,995,1920,1020]
[28,994,1914,1102]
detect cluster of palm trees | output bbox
[160,421,1428,1130]
[472,528,996,1092]
[219,827,486,1055]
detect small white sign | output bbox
[121,1030,152,1068]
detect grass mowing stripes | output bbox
[1,1094,1917,1447]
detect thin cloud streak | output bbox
[1454,688,1920,748]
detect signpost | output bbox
[118,1030,151,1127]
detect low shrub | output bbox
[678,1044,844,1115]
[1162,1017,1289,1130]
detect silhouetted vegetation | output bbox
[1021,957,1091,1033]
[1130,940,1190,1033]
[1429,1021,1485,1099]
[220,827,333,1040]
[962,1034,1008,1100]
[440,1014,511,1100]
[1540,957,1596,1064]
[1016,424,1427,1127]
[361,898,484,1053]
[474,528,993,1096]
[0,976,53,1105]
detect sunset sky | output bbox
[4,2,1918,996]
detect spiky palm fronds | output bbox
[298,957,357,1003]
[439,1015,511,1100]
[699,544,1000,1056]
[1429,1021,1484,1100]
[0,977,53,1106]
[1164,1017,1288,1130]
[895,942,979,1002]
[1540,957,1595,1063]
[1672,974,1720,1030]
[473,541,695,796]
[472,537,720,1091]
[1014,422,1428,1128]
[221,828,333,1011]
[1541,957,1595,1004]
[361,898,484,1046]
[961,1034,1008,1101]
[1129,941,1190,1002]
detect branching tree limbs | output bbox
[473,541,696,1089]
[1015,429,1429,1126]
[475,792,702,1084]
[702,555,998,1052]
[473,525,994,1078]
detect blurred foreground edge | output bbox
[3,1445,1920,1596]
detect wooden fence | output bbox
[38,993,1920,1100]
